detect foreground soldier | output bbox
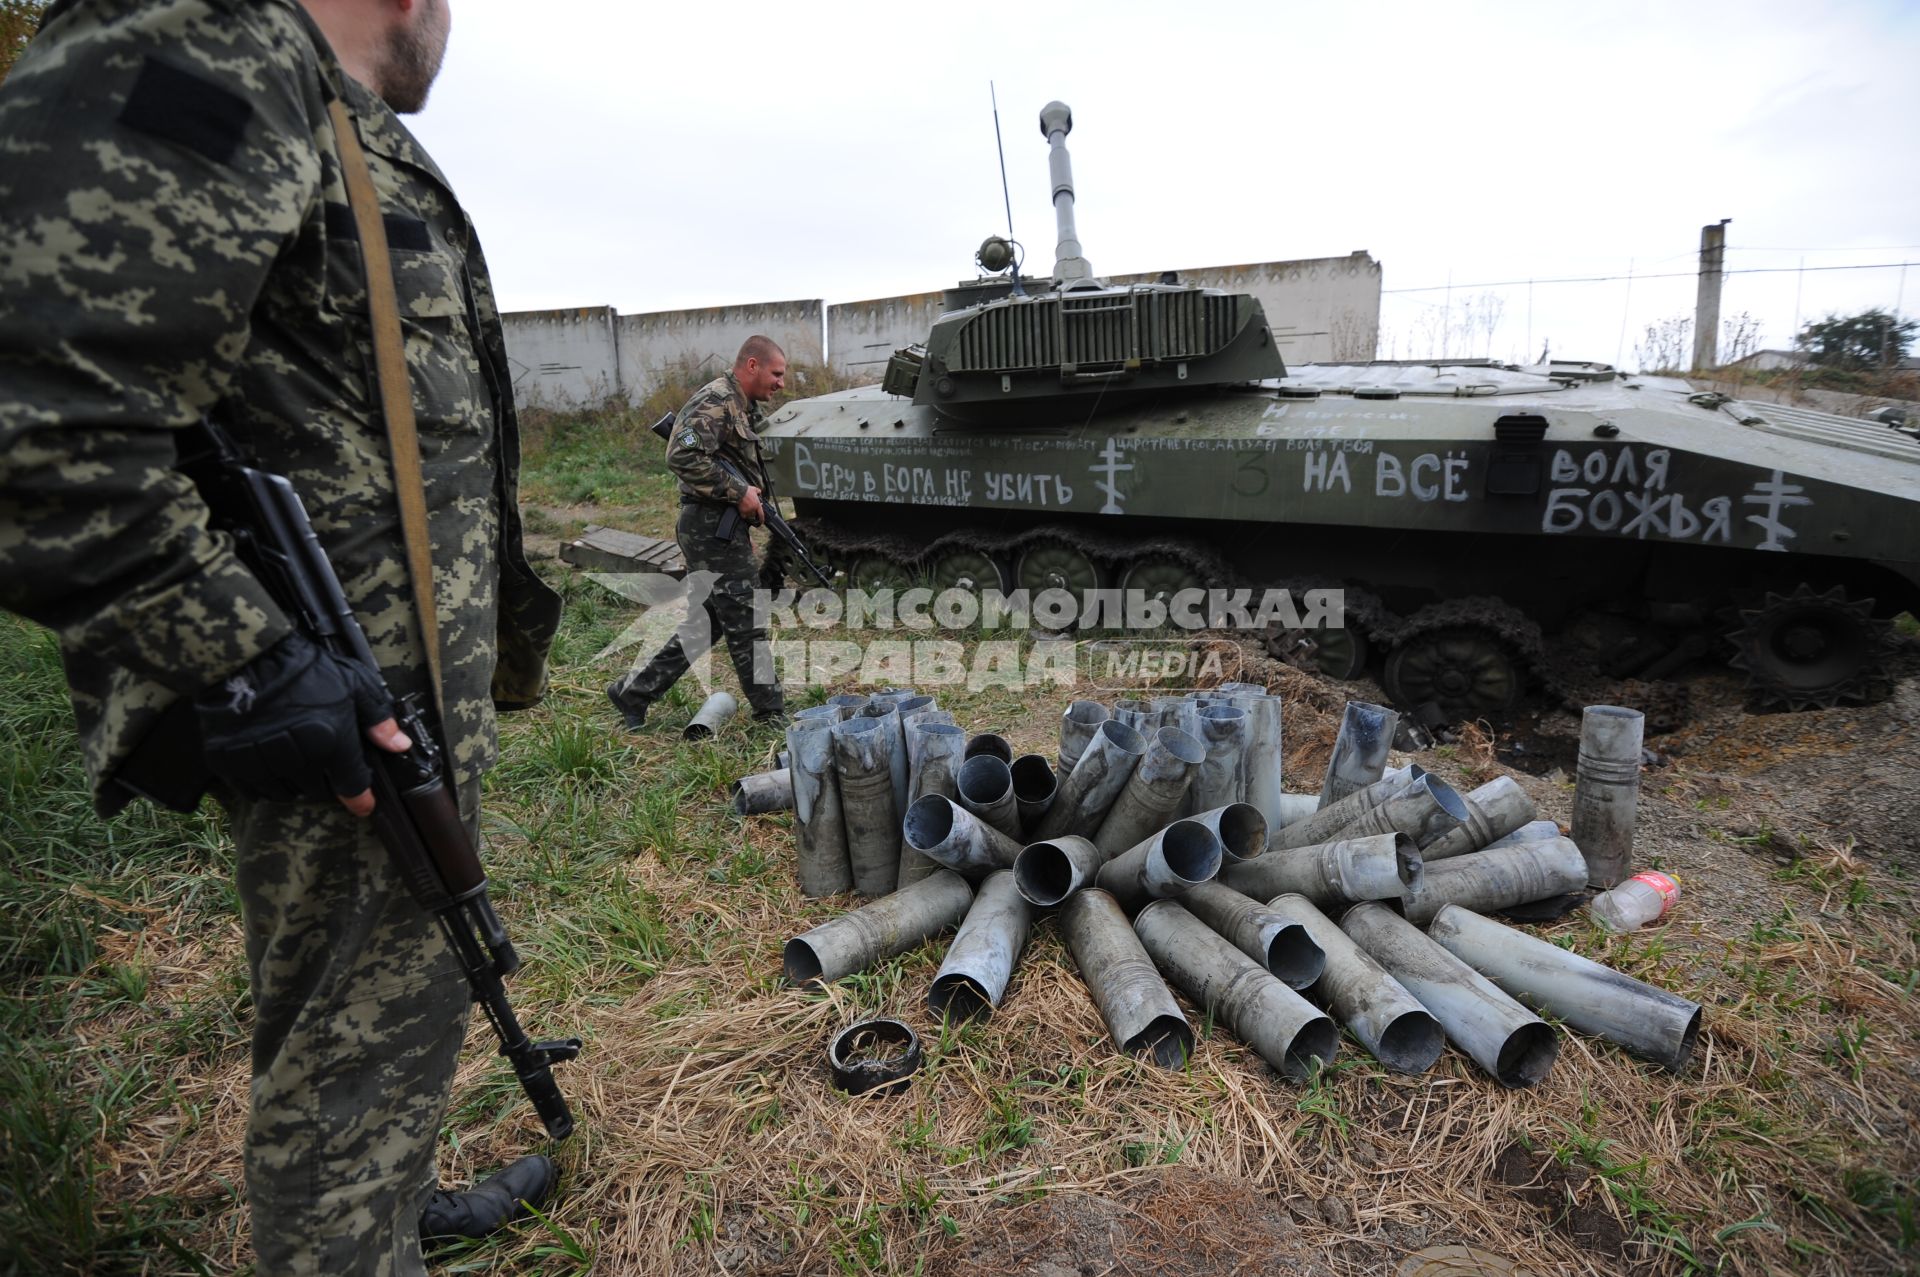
[0,0,564,1269]
[608,336,790,729]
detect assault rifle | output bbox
[176,422,582,1141]
[650,411,832,586]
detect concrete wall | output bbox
[502,252,1384,411]
[615,299,824,403]
[1112,252,1384,365]
[500,306,619,410]
[825,289,950,379]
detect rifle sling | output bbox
[328,98,446,729]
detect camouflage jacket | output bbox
[666,372,771,506]
[0,0,561,814]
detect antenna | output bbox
[990,81,1015,240]
[990,82,1023,295]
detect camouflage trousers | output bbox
[619,502,783,716]
[230,778,477,1276]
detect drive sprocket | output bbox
[1725,583,1892,710]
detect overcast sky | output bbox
[411,0,1919,370]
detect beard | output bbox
[378,0,449,114]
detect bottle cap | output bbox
[1628,870,1679,903]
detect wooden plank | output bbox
[559,525,686,578]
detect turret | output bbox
[880,99,1287,422]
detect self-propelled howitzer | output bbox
[756,101,1920,722]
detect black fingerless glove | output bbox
[194,631,394,803]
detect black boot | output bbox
[606,678,649,731]
[418,1154,558,1242]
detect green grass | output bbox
[1294,1058,1354,1140]
[520,409,674,512]
[1551,1104,1704,1268]
[1121,1133,1186,1167]
[973,1087,1036,1159]
[0,614,233,1274]
[1774,841,1877,911]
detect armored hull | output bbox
[760,360,1920,721]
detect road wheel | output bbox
[1267,621,1371,681]
[1015,540,1109,597]
[928,547,1010,594]
[1382,626,1524,719]
[1119,555,1206,610]
[845,553,918,595]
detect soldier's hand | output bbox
[194,631,410,816]
[738,485,766,525]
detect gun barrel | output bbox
[1039,100,1092,282]
[514,1050,577,1142]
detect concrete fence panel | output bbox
[500,306,620,410]
[826,290,948,380]
[1109,252,1383,363]
[616,299,825,405]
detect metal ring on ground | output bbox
[828,1018,923,1096]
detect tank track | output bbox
[1534,643,1692,734]
[789,516,1690,730]
[1382,596,1689,733]
[1265,575,1396,646]
[793,516,1236,592]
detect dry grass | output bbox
[8,455,1918,1276]
[77,632,1918,1275]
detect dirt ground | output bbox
[1489,645,1920,921]
[912,646,1920,1276]
[1653,657,1920,866]
[919,1168,1332,1277]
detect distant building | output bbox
[1722,349,1811,372]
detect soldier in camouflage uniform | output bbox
[608,337,789,728]
[0,0,563,1271]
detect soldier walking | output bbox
[609,336,790,730]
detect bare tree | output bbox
[1445,299,1472,360]
[1473,292,1505,359]
[1327,312,1379,361]
[1720,310,1761,366]
[1414,306,1445,360]
[1632,313,1692,374]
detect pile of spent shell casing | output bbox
[731,690,1698,1085]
